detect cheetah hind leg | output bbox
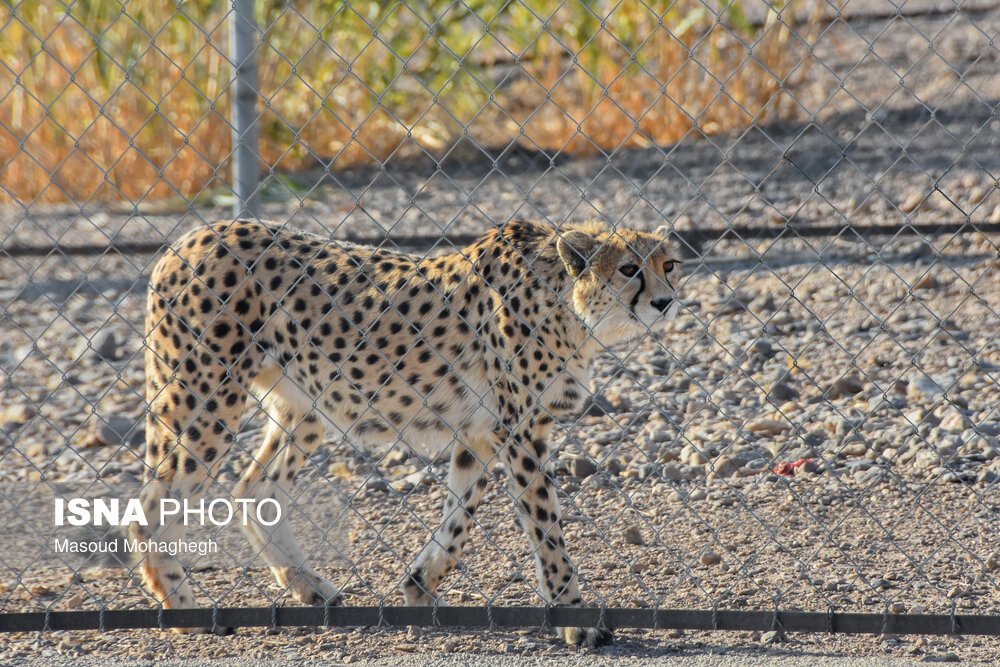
[132,476,238,636]
[236,398,343,607]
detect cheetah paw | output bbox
[563,626,613,647]
[289,575,344,607]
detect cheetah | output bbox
[134,218,681,646]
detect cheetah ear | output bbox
[556,230,598,277]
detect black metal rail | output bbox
[2,605,998,635]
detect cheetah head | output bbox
[555,222,681,346]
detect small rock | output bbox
[827,374,864,399]
[760,630,782,644]
[384,449,409,468]
[681,443,707,466]
[699,550,722,566]
[582,394,616,416]
[939,407,969,433]
[793,459,821,475]
[900,192,924,214]
[569,456,598,478]
[73,330,120,363]
[25,443,48,461]
[710,455,739,478]
[85,416,143,448]
[922,652,961,663]
[890,602,906,613]
[908,373,946,401]
[840,440,869,457]
[914,274,941,290]
[622,524,645,545]
[659,463,684,481]
[1,404,34,429]
[746,419,789,436]
[947,585,971,598]
[767,381,799,402]
[648,429,673,444]
[364,478,388,493]
[719,294,749,315]
[747,338,775,359]
[65,592,84,610]
[394,468,435,492]
[750,293,776,314]
[637,463,659,480]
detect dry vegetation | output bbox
[0,0,811,204]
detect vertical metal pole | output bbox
[230,0,260,218]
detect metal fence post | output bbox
[230,0,261,219]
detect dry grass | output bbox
[0,0,812,204]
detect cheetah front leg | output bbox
[500,429,612,648]
[402,435,492,606]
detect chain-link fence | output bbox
[1,0,1000,656]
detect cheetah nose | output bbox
[651,298,673,312]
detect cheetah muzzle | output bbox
[134,218,681,645]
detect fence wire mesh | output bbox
[1,0,1000,653]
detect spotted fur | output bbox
[133,218,680,645]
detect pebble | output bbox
[710,455,739,478]
[900,192,924,213]
[363,478,388,493]
[749,293,775,314]
[1,404,34,429]
[394,468,436,492]
[746,338,775,359]
[83,416,143,448]
[699,550,722,566]
[914,274,941,290]
[827,374,864,399]
[688,488,708,501]
[582,394,616,416]
[922,652,961,663]
[72,330,120,363]
[659,463,685,482]
[908,373,946,401]
[767,381,799,402]
[681,443,707,466]
[947,585,971,598]
[746,419,789,436]
[569,456,598,478]
[622,524,645,545]
[985,553,1000,571]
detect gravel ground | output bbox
[2,3,1000,665]
[4,650,990,667]
[0,649,984,667]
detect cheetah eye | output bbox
[619,264,640,277]
[663,260,676,274]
